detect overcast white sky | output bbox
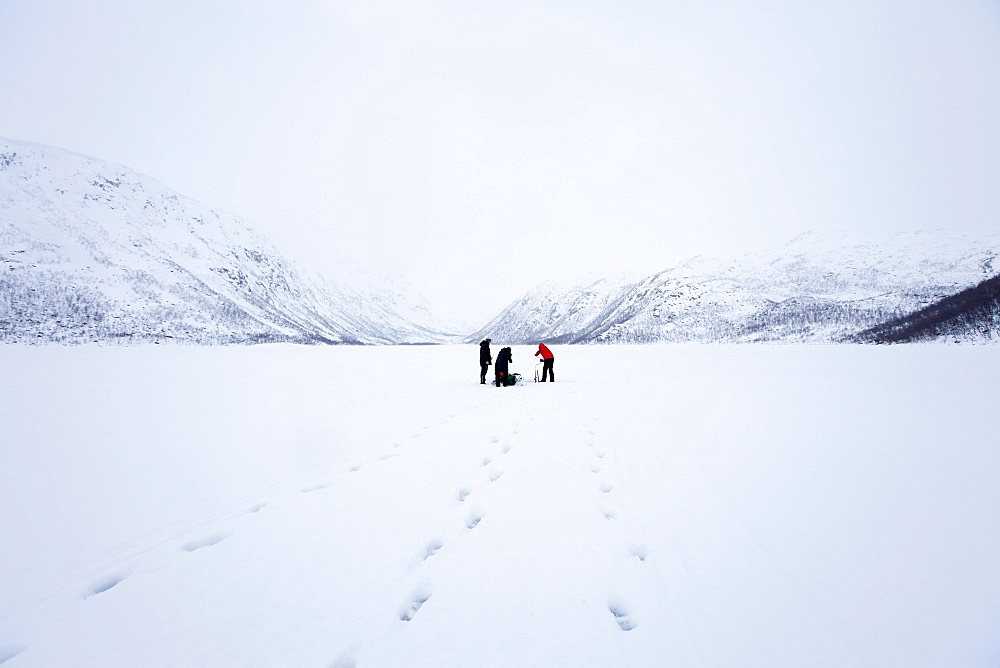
[3,0,999,322]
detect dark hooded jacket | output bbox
[495,347,512,375]
[480,340,492,365]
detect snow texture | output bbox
[0,137,459,345]
[2,343,999,666]
[472,230,1000,344]
[5,136,1000,346]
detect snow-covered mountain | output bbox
[471,231,1000,344]
[856,273,1000,344]
[6,136,997,347]
[0,137,459,344]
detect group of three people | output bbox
[479,338,555,386]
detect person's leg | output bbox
[545,358,555,382]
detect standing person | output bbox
[535,343,555,382]
[479,338,492,384]
[495,346,513,387]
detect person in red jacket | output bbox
[534,343,555,382]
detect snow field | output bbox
[1,343,999,666]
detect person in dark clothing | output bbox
[535,343,554,382]
[495,346,513,387]
[479,338,492,384]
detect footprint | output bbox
[491,436,500,444]
[248,502,268,513]
[483,456,493,466]
[329,649,358,668]
[423,538,444,561]
[608,599,637,631]
[501,443,512,454]
[379,453,398,461]
[0,645,27,664]
[599,484,614,494]
[302,483,329,493]
[399,589,432,622]
[629,544,649,562]
[349,465,361,472]
[489,469,503,482]
[595,450,606,459]
[601,508,616,520]
[85,573,127,599]
[466,510,484,530]
[590,464,602,474]
[457,487,471,502]
[183,532,230,552]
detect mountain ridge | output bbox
[1,136,460,345]
[4,137,999,346]
[470,230,1000,344]
[855,274,1000,344]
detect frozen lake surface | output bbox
[2,343,999,666]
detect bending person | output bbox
[495,346,513,387]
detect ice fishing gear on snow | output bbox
[497,372,521,386]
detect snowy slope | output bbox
[857,273,1000,343]
[2,344,999,666]
[0,137,459,344]
[472,231,1000,344]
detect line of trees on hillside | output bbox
[0,269,317,345]
[854,275,1000,343]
